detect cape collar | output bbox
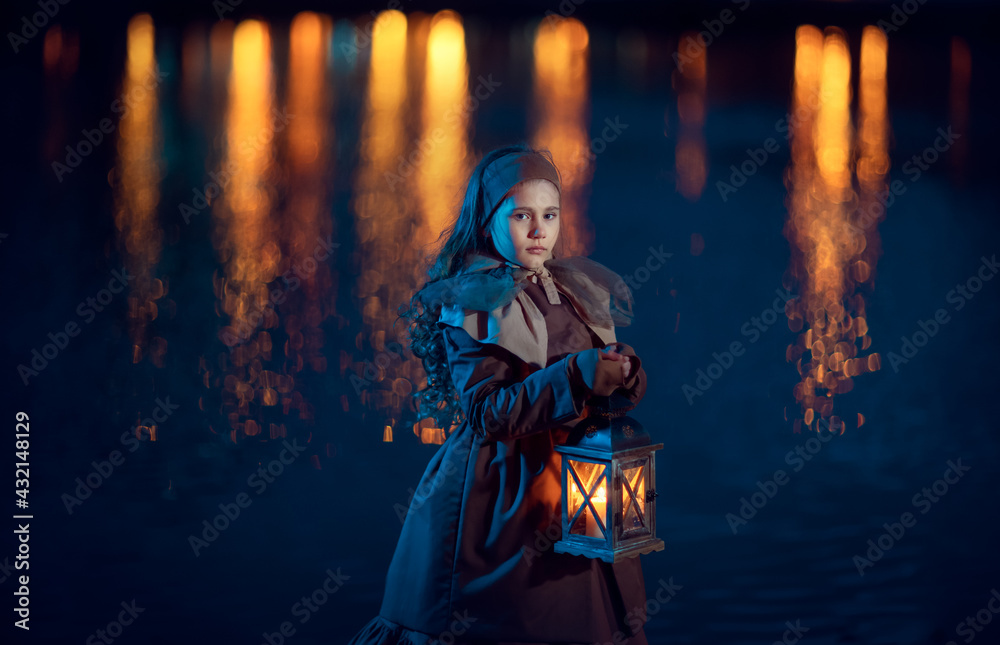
[432,253,624,368]
[463,253,562,305]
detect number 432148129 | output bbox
[16,412,29,504]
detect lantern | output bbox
[554,398,664,563]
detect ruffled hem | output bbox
[347,615,436,645]
[345,614,640,645]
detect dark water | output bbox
[2,1,999,644]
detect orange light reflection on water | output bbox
[43,25,78,78]
[417,10,470,239]
[532,16,591,256]
[210,19,284,442]
[114,13,167,367]
[674,31,707,201]
[783,26,882,434]
[282,11,336,388]
[855,26,889,289]
[949,37,971,183]
[347,10,443,443]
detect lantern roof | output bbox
[556,414,662,458]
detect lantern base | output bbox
[554,537,664,563]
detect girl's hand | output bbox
[602,348,631,382]
[573,345,640,398]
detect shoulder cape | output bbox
[416,253,635,368]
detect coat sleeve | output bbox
[441,324,594,442]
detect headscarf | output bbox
[482,151,562,219]
[482,150,564,306]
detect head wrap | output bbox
[482,151,562,218]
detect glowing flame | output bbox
[566,460,609,538]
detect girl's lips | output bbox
[527,248,546,254]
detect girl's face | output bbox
[486,179,560,271]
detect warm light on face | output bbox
[487,179,561,270]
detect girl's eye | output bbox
[512,212,556,220]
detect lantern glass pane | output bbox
[567,459,608,539]
[620,459,650,538]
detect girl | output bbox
[348,144,650,645]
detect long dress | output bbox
[348,264,650,645]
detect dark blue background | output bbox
[2,1,999,643]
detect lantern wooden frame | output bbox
[554,418,664,563]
